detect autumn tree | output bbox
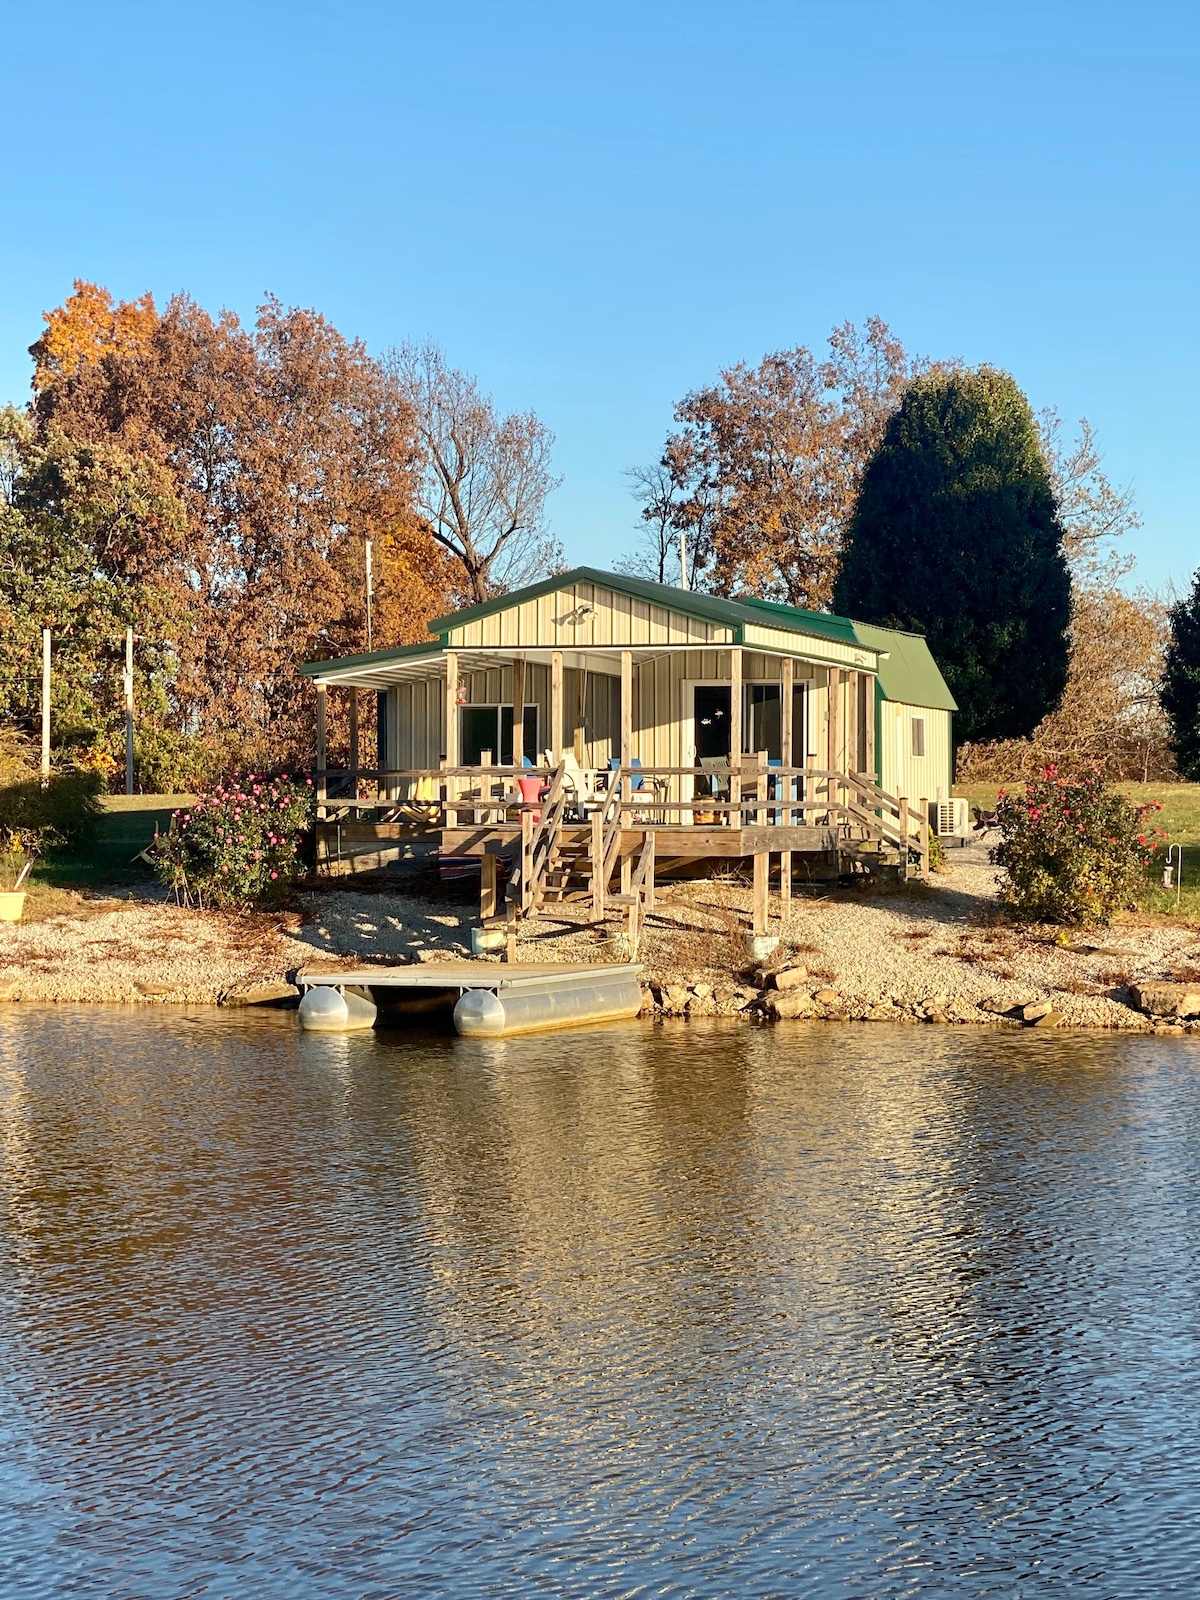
[834,367,1071,743]
[388,341,561,603]
[633,318,924,606]
[16,282,454,776]
[956,413,1164,780]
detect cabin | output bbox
[300,568,956,942]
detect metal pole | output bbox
[40,629,51,778]
[365,540,373,651]
[124,627,134,796]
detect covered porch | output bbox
[306,639,931,941]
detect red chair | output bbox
[517,774,547,821]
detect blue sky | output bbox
[1,1,1196,588]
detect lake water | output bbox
[1,1009,1199,1599]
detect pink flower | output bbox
[270,871,278,880]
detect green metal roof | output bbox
[425,566,866,651]
[742,595,955,709]
[297,639,442,678]
[850,621,957,711]
[301,568,954,710]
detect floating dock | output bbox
[297,961,643,1037]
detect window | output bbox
[459,704,538,765]
[911,716,926,759]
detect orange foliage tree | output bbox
[21,282,455,774]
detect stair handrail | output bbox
[524,759,569,914]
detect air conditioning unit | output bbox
[931,797,970,838]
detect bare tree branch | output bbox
[387,341,562,603]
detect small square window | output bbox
[911,716,926,758]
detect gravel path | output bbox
[1,841,1196,1028]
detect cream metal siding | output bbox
[446,580,732,650]
[740,622,880,672]
[879,702,952,802]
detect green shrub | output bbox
[152,771,316,909]
[992,765,1162,925]
[0,732,104,868]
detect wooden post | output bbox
[898,793,909,877]
[826,666,841,821]
[644,829,656,911]
[520,806,534,912]
[621,847,632,899]
[348,688,360,786]
[780,851,791,904]
[781,657,794,798]
[620,649,632,770]
[445,649,460,827]
[505,899,518,962]
[627,883,640,960]
[481,852,498,922]
[756,749,768,825]
[827,666,841,773]
[551,650,563,764]
[512,656,526,763]
[919,796,930,879]
[40,628,51,779]
[124,626,135,796]
[847,670,860,775]
[729,646,743,767]
[315,681,327,811]
[865,674,876,781]
[573,668,587,762]
[480,748,492,824]
[753,850,768,936]
[444,650,459,765]
[591,809,604,921]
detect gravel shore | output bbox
[2,841,1197,1030]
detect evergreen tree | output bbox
[1161,571,1200,779]
[833,367,1071,743]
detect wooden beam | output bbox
[573,667,587,762]
[444,650,458,765]
[620,649,632,768]
[729,646,743,768]
[753,850,768,935]
[480,852,498,921]
[644,829,656,911]
[512,656,526,763]
[780,851,791,904]
[919,796,930,880]
[315,681,327,809]
[827,666,841,774]
[865,674,876,782]
[590,809,604,921]
[444,649,458,827]
[847,670,859,774]
[551,649,563,764]
[781,656,794,770]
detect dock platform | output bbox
[298,961,644,1038]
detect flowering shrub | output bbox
[153,772,315,909]
[992,765,1163,925]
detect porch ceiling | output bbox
[311,640,879,690]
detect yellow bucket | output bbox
[0,892,26,923]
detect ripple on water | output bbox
[1,1006,1199,1598]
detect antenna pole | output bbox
[365,540,374,651]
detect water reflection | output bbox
[1,1007,1199,1596]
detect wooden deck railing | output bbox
[314,761,930,874]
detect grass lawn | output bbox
[956,780,1200,922]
